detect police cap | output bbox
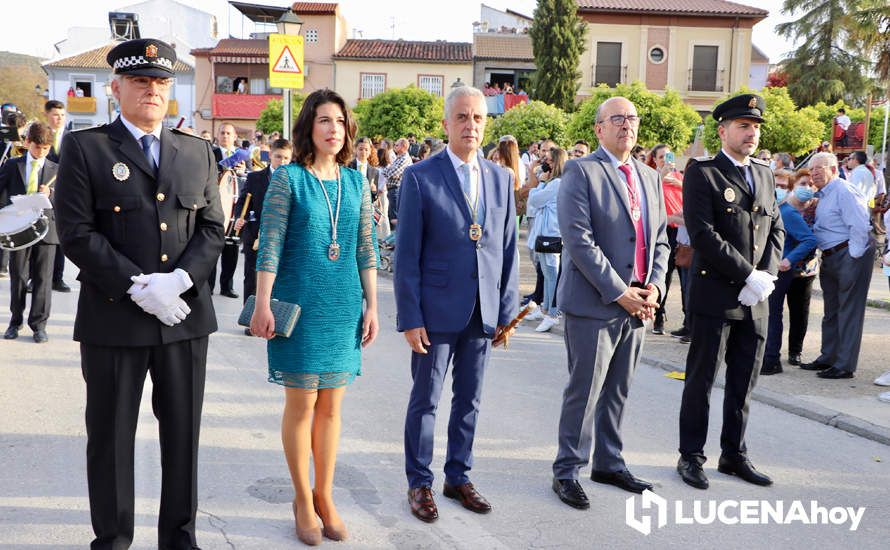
[712,94,766,123]
[106,39,176,78]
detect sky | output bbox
[0,0,798,63]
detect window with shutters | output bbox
[594,42,622,87]
[691,45,719,91]
[250,78,266,95]
[417,74,444,97]
[360,73,386,99]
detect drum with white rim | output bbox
[0,205,49,251]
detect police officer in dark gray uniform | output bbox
[55,39,224,549]
[677,94,785,491]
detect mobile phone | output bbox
[260,150,270,162]
[665,151,675,164]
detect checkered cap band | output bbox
[113,55,174,71]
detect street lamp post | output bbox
[276,9,303,136]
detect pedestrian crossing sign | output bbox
[269,34,304,89]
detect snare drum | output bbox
[0,206,49,251]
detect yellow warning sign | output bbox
[269,34,304,89]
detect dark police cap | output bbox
[106,39,176,78]
[712,94,766,123]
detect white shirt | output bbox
[446,146,481,204]
[848,164,876,201]
[836,114,851,130]
[119,115,161,166]
[25,151,46,188]
[721,148,754,192]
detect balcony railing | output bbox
[592,64,627,87]
[67,96,96,114]
[688,68,725,92]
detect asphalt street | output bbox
[1,269,889,549]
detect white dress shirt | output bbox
[119,115,161,166]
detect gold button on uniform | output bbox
[156,193,165,202]
[160,254,168,262]
[700,270,707,275]
[754,224,760,230]
[753,206,759,212]
[160,222,168,231]
[192,203,197,210]
[113,206,121,213]
[754,244,759,250]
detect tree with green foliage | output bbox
[776,0,876,106]
[483,100,569,147]
[810,100,888,150]
[255,93,306,135]
[528,0,586,112]
[353,86,444,140]
[848,0,890,84]
[701,87,825,156]
[566,82,701,153]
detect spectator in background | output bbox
[836,108,851,146]
[415,143,430,162]
[200,130,212,141]
[757,149,771,163]
[761,169,818,375]
[646,144,684,335]
[773,152,794,171]
[527,147,566,332]
[407,133,420,158]
[631,144,647,163]
[571,140,590,158]
[846,151,875,203]
[381,138,413,231]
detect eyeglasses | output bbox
[124,76,173,90]
[572,149,585,156]
[597,114,641,127]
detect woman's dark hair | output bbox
[291,88,356,167]
[549,147,567,179]
[646,143,669,170]
[377,140,392,168]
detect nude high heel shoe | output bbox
[293,499,322,546]
[313,491,348,541]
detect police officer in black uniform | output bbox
[677,94,785,491]
[54,39,224,550]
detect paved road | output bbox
[1,269,888,549]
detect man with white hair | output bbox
[799,152,874,379]
[395,85,518,523]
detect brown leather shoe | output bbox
[442,482,492,514]
[408,486,438,523]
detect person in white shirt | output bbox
[846,151,875,203]
[836,108,852,146]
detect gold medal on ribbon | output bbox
[328,242,340,261]
[469,223,482,241]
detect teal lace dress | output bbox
[257,163,379,389]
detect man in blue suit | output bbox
[395,85,519,523]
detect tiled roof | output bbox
[291,2,338,14]
[334,39,472,63]
[44,43,192,72]
[192,39,268,57]
[474,34,533,61]
[576,0,768,17]
[213,94,279,119]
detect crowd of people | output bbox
[3,35,890,548]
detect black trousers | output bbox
[81,337,208,550]
[786,275,814,356]
[208,242,239,293]
[242,246,257,303]
[53,243,65,282]
[655,226,679,326]
[679,313,767,463]
[9,242,55,330]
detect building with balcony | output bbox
[190,1,346,137]
[42,42,193,129]
[472,5,535,92]
[575,0,768,117]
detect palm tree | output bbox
[848,0,890,84]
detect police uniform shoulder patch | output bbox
[689,155,713,164]
[749,157,769,166]
[170,128,203,140]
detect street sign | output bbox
[269,34,304,89]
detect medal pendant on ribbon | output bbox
[469,223,482,241]
[328,242,341,261]
[631,208,641,222]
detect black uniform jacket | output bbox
[234,166,272,252]
[683,152,785,320]
[54,118,225,346]
[0,156,60,245]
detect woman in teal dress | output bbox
[250,89,379,545]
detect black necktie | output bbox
[140,134,158,177]
[737,165,753,193]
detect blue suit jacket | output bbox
[394,149,519,336]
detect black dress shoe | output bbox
[760,361,783,376]
[591,468,653,494]
[52,280,71,292]
[677,457,709,489]
[552,478,589,510]
[221,290,239,298]
[817,367,854,379]
[717,456,772,486]
[4,325,20,340]
[800,360,832,371]
[652,323,665,335]
[787,353,802,366]
[33,329,48,343]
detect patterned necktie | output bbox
[618,164,647,283]
[140,134,158,176]
[27,159,39,194]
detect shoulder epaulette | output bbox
[749,157,769,166]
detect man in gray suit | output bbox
[551,97,670,509]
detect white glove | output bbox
[738,285,759,307]
[129,268,193,316]
[155,298,192,327]
[745,270,776,300]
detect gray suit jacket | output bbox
[556,146,670,320]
